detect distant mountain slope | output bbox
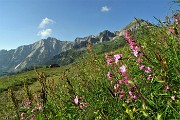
[0,37,73,74]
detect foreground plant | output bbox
[105,12,180,119]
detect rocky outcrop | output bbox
[74,30,116,48]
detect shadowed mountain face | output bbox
[0,37,73,73]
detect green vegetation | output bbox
[0,6,179,120]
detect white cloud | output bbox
[38,18,55,28]
[37,29,52,38]
[101,6,111,12]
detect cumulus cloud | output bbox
[38,17,55,28]
[37,29,52,38]
[101,6,111,12]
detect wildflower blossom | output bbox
[119,80,124,84]
[120,65,126,73]
[107,71,113,80]
[133,46,139,57]
[114,84,120,90]
[136,58,143,64]
[165,85,170,91]
[129,91,133,96]
[107,58,114,65]
[21,112,25,120]
[133,50,138,57]
[133,94,138,100]
[74,96,79,104]
[114,54,122,63]
[80,102,88,109]
[144,67,151,73]
[119,95,124,100]
[139,65,145,70]
[119,89,124,100]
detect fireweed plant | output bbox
[105,13,179,119]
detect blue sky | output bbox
[0,0,179,50]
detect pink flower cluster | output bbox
[105,53,122,66]
[21,94,44,120]
[105,56,139,101]
[125,30,139,57]
[74,96,88,109]
[125,30,152,78]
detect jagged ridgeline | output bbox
[0,18,149,76]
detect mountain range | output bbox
[0,18,150,75]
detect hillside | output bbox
[0,16,179,119]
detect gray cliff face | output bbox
[0,37,73,73]
[74,30,115,48]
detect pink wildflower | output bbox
[119,89,125,99]
[136,58,143,64]
[80,102,88,109]
[113,84,120,90]
[107,58,114,65]
[107,71,113,80]
[133,94,138,100]
[165,85,170,91]
[74,96,79,104]
[119,80,124,84]
[139,65,145,70]
[21,112,25,120]
[129,91,133,96]
[114,54,122,63]
[124,79,129,85]
[120,65,126,73]
[144,67,151,73]
[119,95,124,100]
[133,50,138,57]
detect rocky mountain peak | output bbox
[0,38,74,74]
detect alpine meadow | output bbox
[0,0,179,120]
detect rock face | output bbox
[0,37,73,73]
[73,30,115,48]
